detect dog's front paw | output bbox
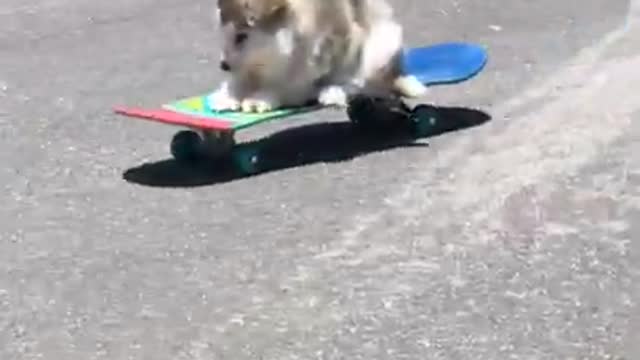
[207,85,241,112]
[318,86,348,107]
[240,96,277,113]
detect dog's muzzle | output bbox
[220,61,231,71]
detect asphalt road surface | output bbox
[1,0,639,359]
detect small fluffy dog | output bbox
[209,0,427,113]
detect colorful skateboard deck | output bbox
[114,42,488,132]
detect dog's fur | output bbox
[209,0,427,113]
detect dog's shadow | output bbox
[122,106,491,187]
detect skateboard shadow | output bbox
[122,106,491,188]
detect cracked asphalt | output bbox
[1,0,639,358]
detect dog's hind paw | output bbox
[318,86,348,107]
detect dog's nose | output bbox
[220,61,230,71]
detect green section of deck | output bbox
[163,94,318,130]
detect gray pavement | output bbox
[1,0,639,358]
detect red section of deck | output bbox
[113,107,232,131]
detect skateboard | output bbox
[114,42,487,175]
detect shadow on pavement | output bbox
[122,106,491,188]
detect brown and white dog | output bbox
[209,0,427,113]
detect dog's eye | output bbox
[234,33,248,45]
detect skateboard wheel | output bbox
[410,105,439,137]
[232,144,262,175]
[170,130,202,162]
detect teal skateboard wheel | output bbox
[232,144,262,175]
[410,105,439,137]
[170,130,202,162]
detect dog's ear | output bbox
[267,0,289,14]
[230,0,289,28]
[216,0,238,24]
[259,0,290,28]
